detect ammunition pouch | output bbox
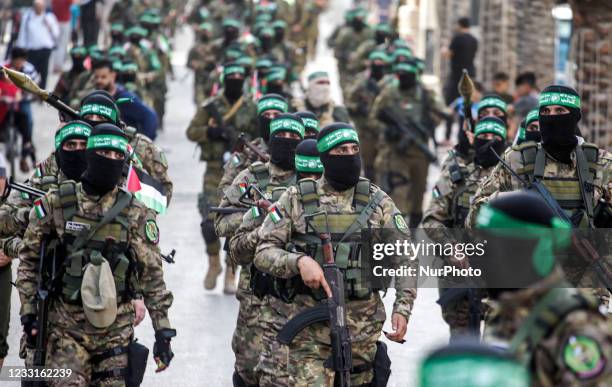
[594,202,612,228]
[90,340,148,387]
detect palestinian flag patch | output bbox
[268,205,283,224]
[232,154,241,166]
[33,199,47,219]
[250,206,261,219]
[238,183,248,195]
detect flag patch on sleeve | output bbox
[250,206,261,219]
[33,199,47,219]
[239,183,248,195]
[268,205,283,223]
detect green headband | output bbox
[301,118,319,132]
[308,71,329,82]
[317,128,360,153]
[393,62,418,74]
[223,65,245,76]
[87,134,128,153]
[392,48,413,60]
[80,103,118,122]
[474,120,507,140]
[475,204,571,276]
[375,23,392,33]
[478,97,508,114]
[125,26,147,37]
[539,92,581,109]
[517,122,526,142]
[236,56,254,67]
[369,51,390,62]
[270,118,305,137]
[266,70,286,82]
[110,23,124,32]
[256,58,272,68]
[121,63,139,72]
[70,47,88,56]
[199,22,212,31]
[295,154,323,173]
[272,20,287,29]
[257,98,288,114]
[420,354,530,387]
[55,123,92,149]
[223,19,241,29]
[525,109,539,125]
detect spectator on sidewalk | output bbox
[51,0,72,73]
[80,0,100,47]
[15,0,59,89]
[514,71,539,122]
[442,17,478,105]
[491,72,514,105]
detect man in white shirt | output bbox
[15,0,59,88]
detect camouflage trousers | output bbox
[39,301,135,386]
[0,264,11,358]
[438,287,488,340]
[260,294,385,386]
[200,159,224,256]
[231,266,264,385]
[375,150,429,221]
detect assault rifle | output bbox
[277,212,352,386]
[234,133,270,162]
[1,177,46,200]
[436,287,482,337]
[378,107,437,164]
[491,148,612,292]
[205,102,237,148]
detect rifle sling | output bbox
[574,145,595,219]
[223,95,244,123]
[337,190,385,245]
[277,303,329,345]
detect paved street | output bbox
[3,3,449,386]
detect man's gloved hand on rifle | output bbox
[153,328,176,372]
[21,314,38,346]
[207,122,227,141]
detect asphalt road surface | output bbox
[3,3,449,386]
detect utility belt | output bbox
[90,339,149,387]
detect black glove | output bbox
[153,328,176,372]
[21,314,38,346]
[207,125,226,140]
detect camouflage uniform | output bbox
[422,163,494,337]
[217,137,269,195]
[466,142,612,298]
[346,72,384,180]
[17,184,173,386]
[369,81,442,224]
[483,271,612,386]
[187,39,217,106]
[217,162,294,385]
[292,98,350,128]
[333,23,371,94]
[254,177,417,386]
[186,92,257,267]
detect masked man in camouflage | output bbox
[254,123,416,385]
[17,124,175,385]
[186,62,257,293]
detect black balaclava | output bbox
[370,63,386,81]
[295,139,323,180]
[71,54,86,73]
[81,123,128,196]
[257,93,288,142]
[525,130,542,143]
[318,123,362,191]
[539,85,581,164]
[296,111,320,139]
[223,27,239,44]
[374,30,387,45]
[54,120,93,180]
[273,27,285,43]
[223,75,244,102]
[473,117,508,168]
[266,81,284,95]
[397,69,418,90]
[268,113,304,170]
[352,17,366,32]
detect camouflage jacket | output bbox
[215,161,294,241]
[127,130,173,204]
[187,42,217,83]
[466,142,612,228]
[253,176,417,319]
[217,137,269,196]
[186,93,258,161]
[346,72,383,120]
[484,273,612,386]
[17,184,173,331]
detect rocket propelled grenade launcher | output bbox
[1,66,80,120]
[458,69,475,132]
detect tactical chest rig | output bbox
[290,177,385,300]
[450,162,476,227]
[58,182,136,304]
[248,161,294,202]
[515,142,598,227]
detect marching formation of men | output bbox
[0,1,610,386]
